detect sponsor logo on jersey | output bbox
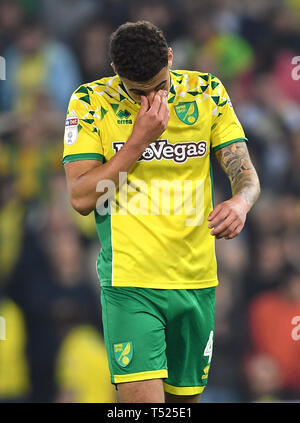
[175,101,198,125]
[65,116,79,145]
[65,117,79,127]
[114,342,133,367]
[113,139,207,163]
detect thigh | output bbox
[165,392,201,403]
[164,288,216,396]
[118,379,165,403]
[101,287,168,386]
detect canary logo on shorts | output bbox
[114,342,133,367]
[201,365,210,380]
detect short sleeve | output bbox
[62,86,104,164]
[210,77,248,152]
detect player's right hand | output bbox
[130,90,170,149]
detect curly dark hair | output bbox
[109,21,169,82]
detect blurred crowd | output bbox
[0,0,299,403]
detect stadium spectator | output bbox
[6,217,100,402]
[39,0,101,41]
[73,19,113,83]
[0,20,81,115]
[0,298,30,402]
[55,325,117,403]
[0,0,24,55]
[246,269,300,398]
[243,354,283,402]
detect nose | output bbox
[146,91,156,106]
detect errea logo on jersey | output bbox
[111,103,133,124]
[113,139,207,163]
[116,109,132,124]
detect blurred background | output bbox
[0,0,299,403]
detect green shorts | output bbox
[100,286,216,396]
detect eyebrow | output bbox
[129,79,167,94]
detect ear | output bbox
[111,62,117,74]
[167,47,173,68]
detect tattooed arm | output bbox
[215,141,260,208]
[208,141,260,240]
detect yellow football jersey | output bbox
[63,70,247,289]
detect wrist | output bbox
[127,133,149,154]
[232,193,252,212]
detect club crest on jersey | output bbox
[114,342,133,367]
[64,117,78,145]
[175,101,198,125]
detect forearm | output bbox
[230,170,260,212]
[215,142,260,212]
[67,90,169,215]
[68,136,146,214]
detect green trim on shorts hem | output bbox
[164,382,206,395]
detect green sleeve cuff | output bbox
[62,153,105,165]
[211,137,248,153]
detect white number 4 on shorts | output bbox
[203,330,214,364]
